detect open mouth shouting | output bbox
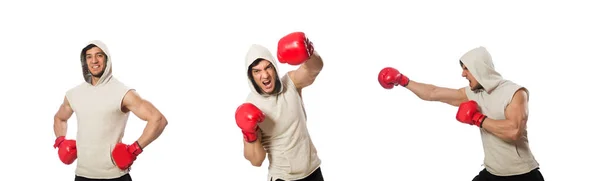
[262,79,273,89]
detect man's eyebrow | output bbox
[86,52,105,56]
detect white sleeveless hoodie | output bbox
[244,44,321,181]
[460,47,539,176]
[66,40,133,179]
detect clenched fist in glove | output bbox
[277,32,315,65]
[378,67,410,89]
[456,100,487,127]
[54,136,77,165]
[112,141,143,170]
[235,103,265,143]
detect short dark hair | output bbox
[82,44,98,57]
[247,58,282,95]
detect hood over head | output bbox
[460,46,503,93]
[245,44,284,96]
[80,40,113,86]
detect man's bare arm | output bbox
[288,51,324,92]
[54,96,74,138]
[121,90,168,149]
[243,130,267,167]
[405,80,469,107]
[481,88,529,142]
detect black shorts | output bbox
[472,168,544,181]
[75,174,132,181]
[273,167,324,181]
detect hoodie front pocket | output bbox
[78,144,117,171]
[284,139,311,174]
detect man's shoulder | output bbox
[485,80,529,104]
[493,80,525,93]
[463,85,480,100]
[245,92,262,103]
[499,79,521,86]
[245,92,273,105]
[106,77,133,91]
[499,80,529,99]
[280,72,292,84]
[281,71,300,92]
[106,77,126,86]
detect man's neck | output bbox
[91,77,100,86]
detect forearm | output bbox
[53,117,67,138]
[303,51,324,73]
[243,138,266,166]
[136,116,168,149]
[481,118,521,142]
[405,80,437,101]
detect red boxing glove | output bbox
[277,32,315,65]
[111,142,143,170]
[235,103,265,143]
[378,67,410,89]
[456,100,487,127]
[54,136,77,165]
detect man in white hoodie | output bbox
[234,32,324,181]
[377,47,544,181]
[52,40,168,181]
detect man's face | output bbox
[461,64,481,90]
[85,47,106,78]
[251,60,277,94]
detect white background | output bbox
[1,0,598,180]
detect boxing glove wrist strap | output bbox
[478,116,488,128]
[243,132,258,143]
[129,141,143,156]
[54,136,66,148]
[398,75,410,87]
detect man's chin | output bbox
[91,71,104,78]
[261,88,275,94]
[470,84,484,91]
[469,85,478,91]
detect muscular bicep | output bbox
[289,67,318,90]
[505,89,529,127]
[55,96,74,121]
[289,53,324,90]
[431,87,469,107]
[121,90,163,122]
